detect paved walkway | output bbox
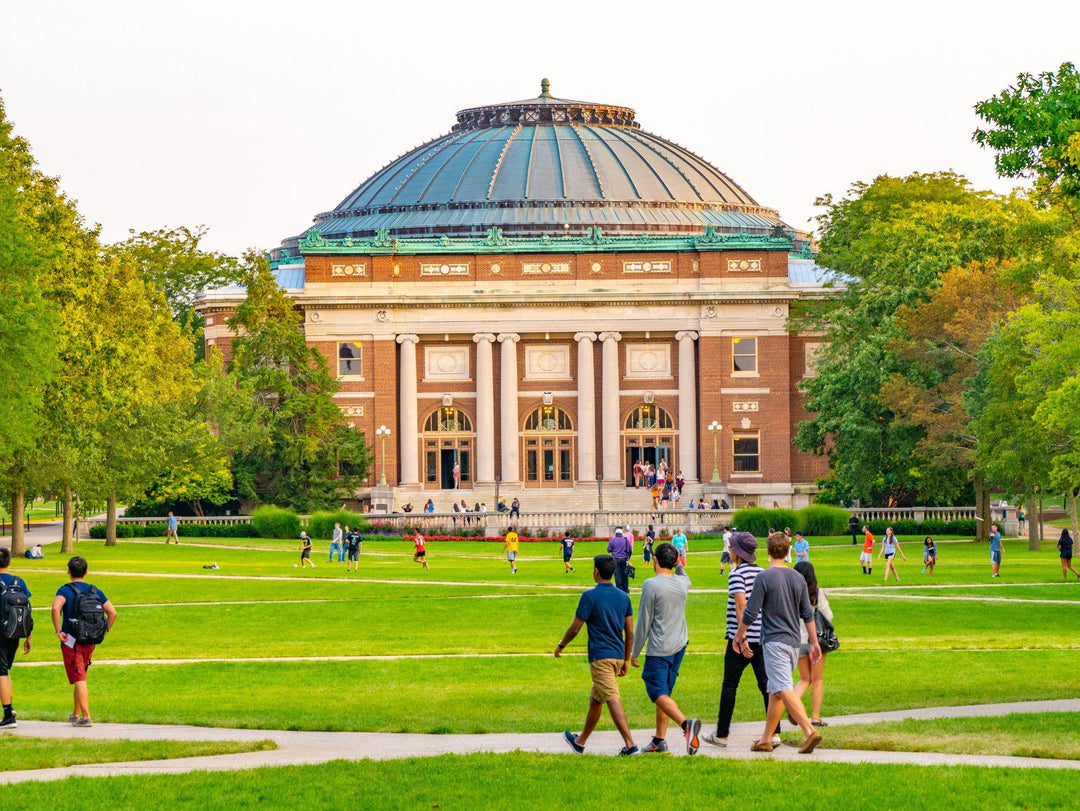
[1,699,1078,784]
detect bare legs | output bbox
[794,654,827,721]
[1063,558,1079,580]
[758,690,813,745]
[653,694,686,739]
[73,681,90,720]
[576,697,635,749]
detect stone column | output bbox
[599,331,622,482]
[473,333,497,484]
[396,334,420,485]
[574,332,598,482]
[498,333,521,483]
[676,331,699,482]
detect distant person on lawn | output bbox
[165,511,180,544]
[793,531,809,564]
[734,532,822,754]
[502,527,520,574]
[560,530,576,573]
[345,526,362,572]
[1058,529,1078,580]
[849,514,860,545]
[860,526,874,576]
[556,554,638,756]
[631,542,701,755]
[24,545,44,560]
[0,548,33,730]
[922,537,938,577]
[878,527,906,583]
[671,530,688,567]
[413,532,430,570]
[606,529,633,594]
[51,556,117,728]
[330,522,344,563]
[299,532,314,568]
[989,524,1003,578]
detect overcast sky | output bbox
[2,0,1078,255]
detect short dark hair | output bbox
[0,548,9,568]
[67,556,89,578]
[594,554,616,580]
[654,542,679,569]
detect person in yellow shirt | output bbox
[502,527,520,574]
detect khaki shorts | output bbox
[589,658,623,703]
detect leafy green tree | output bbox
[228,253,370,511]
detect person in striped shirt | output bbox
[703,531,780,748]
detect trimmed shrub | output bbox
[796,505,851,536]
[251,505,301,539]
[731,508,798,538]
[944,519,977,536]
[305,510,371,539]
[89,521,260,539]
[919,518,946,536]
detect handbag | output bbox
[815,608,840,653]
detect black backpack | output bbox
[69,582,108,645]
[815,607,840,653]
[0,578,33,640]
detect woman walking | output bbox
[878,526,906,583]
[1058,529,1079,580]
[922,536,937,577]
[792,561,831,727]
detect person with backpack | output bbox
[50,556,117,727]
[0,548,34,730]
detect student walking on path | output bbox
[734,532,822,754]
[631,542,700,755]
[989,525,1003,578]
[165,512,180,544]
[878,527,906,583]
[50,557,117,728]
[1058,529,1079,580]
[606,529,633,594]
[792,561,832,728]
[502,527,520,575]
[0,548,33,730]
[703,531,779,749]
[557,555,638,756]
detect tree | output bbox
[794,173,1029,506]
[228,253,370,511]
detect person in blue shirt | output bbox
[793,532,810,564]
[165,511,179,544]
[671,531,688,566]
[989,524,1003,578]
[555,555,638,756]
[0,548,32,729]
[560,530,576,573]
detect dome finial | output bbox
[540,78,551,98]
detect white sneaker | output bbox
[702,732,727,747]
[771,735,782,747]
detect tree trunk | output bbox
[1069,493,1079,549]
[105,491,118,546]
[1026,497,1039,551]
[973,473,990,543]
[10,487,26,557]
[61,487,75,554]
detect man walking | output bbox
[860,526,874,575]
[703,532,780,749]
[560,530,576,573]
[51,556,117,727]
[606,529,633,594]
[556,555,638,756]
[631,542,700,755]
[734,532,822,754]
[344,526,362,572]
[330,522,344,563]
[990,524,1003,578]
[849,514,860,545]
[165,511,180,544]
[0,549,33,730]
[502,526,520,574]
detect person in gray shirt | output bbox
[735,532,822,755]
[631,542,701,755]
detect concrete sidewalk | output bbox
[1,699,1078,785]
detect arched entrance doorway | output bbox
[422,406,473,489]
[623,403,675,486]
[522,405,575,488]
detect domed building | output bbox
[200,81,837,512]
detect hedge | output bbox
[306,510,372,539]
[88,522,259,539]
[731,508,798,538]
[251,506,301,539]
[865,518,977,537]
[796,505,852,536]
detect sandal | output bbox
[811,719,829,727]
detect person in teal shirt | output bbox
[671,531,688,565]
[793,532,810,564]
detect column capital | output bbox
[598,331,622,343]
[675,330,699,342]
[497,333,520,344]
[573,331,598,343]
[395,333,420,345]
[472,332,497,344]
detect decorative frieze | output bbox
[331,262,367,277]
[524,345,571,380]
[622,260,672,274]
[626,344,672,378]
[420,263,470,277]
[732,401,759,413]
[340,405,365,417]
[522,262,570,275]
[424,346,470,381]
[728,258,761,272]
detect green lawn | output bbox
[0,754,1077,810]
[782,712,1080,760]
[0,736,276,771]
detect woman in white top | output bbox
[793,561,832,727]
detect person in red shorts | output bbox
[50,557,117,727]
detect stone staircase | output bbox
[393,482,708,514]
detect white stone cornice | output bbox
[573,331,598,343]
[396,334,420,345]
[675,330,699,342]
[472,332,497,343]
[497,333,520,343]
[598,331,622,342]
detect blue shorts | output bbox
[642,646,686,702]
[991,550,1001,564]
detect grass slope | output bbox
[0,736,275,771]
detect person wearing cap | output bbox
[703,531,780,748]
[606,529,633,594]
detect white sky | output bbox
[2,0,1078,255]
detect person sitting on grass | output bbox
[631,542,700,755]
[922,537,938,577]
[556,554,638,756]
[24,545,44,560]
[734,532,823,755]
[1058,529,1078,581]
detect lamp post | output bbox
[708,421,722,483]
[375,425,391,486]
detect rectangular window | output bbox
[338,342,363,377]
[732,433,760,473]
[732,337,757,374]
